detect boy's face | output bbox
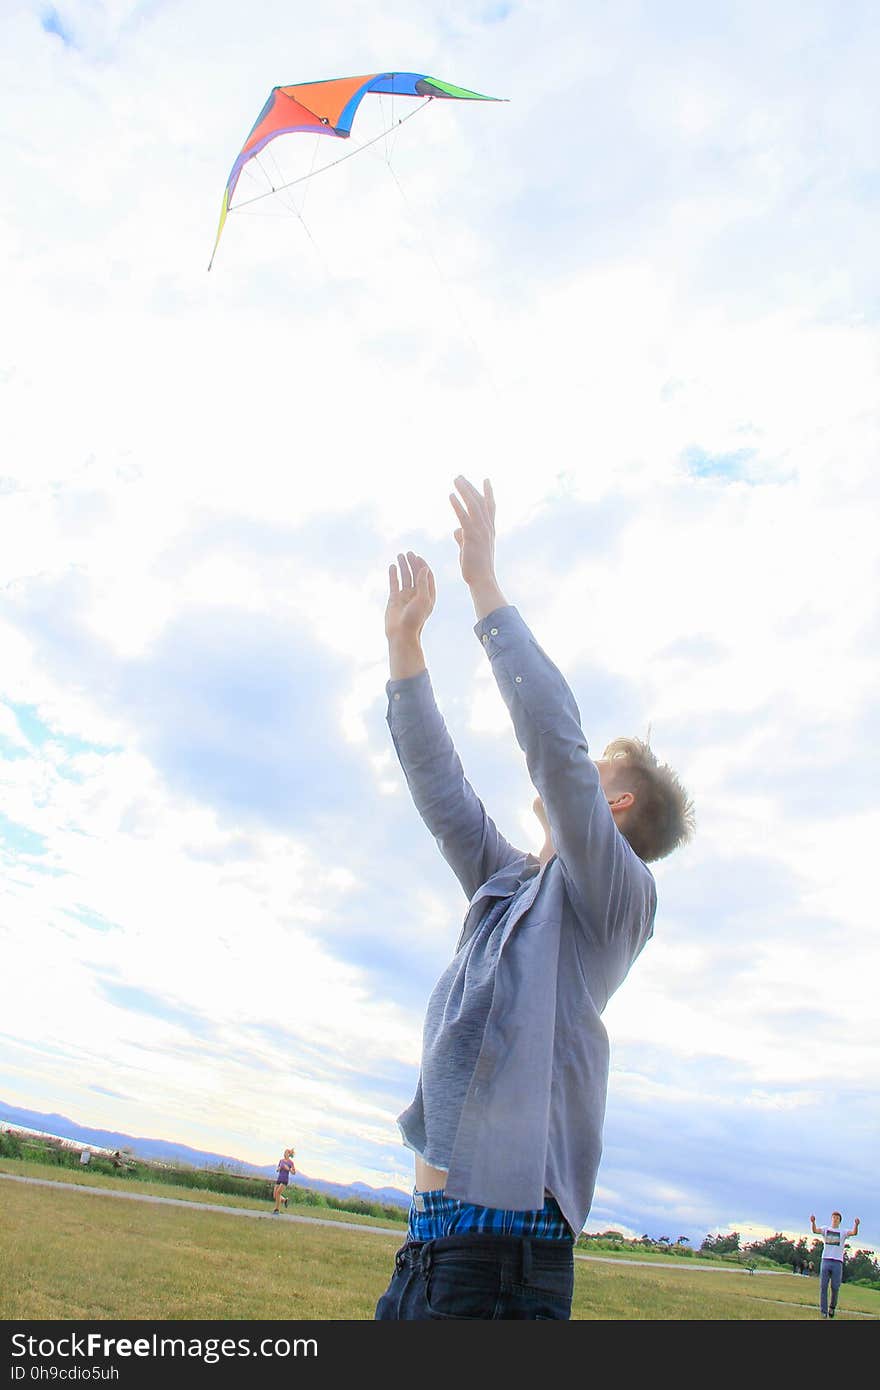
[533,762,626,832]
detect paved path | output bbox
[0,1171,404,1237]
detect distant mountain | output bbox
[0,1100,410,1210]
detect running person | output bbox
[273,1148,296,1214]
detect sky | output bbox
[1,0,878,1252]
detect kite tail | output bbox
[208,188,230,272]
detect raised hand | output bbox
[449,475,508,621]
[385,550,436,645]
[449,475,496,587]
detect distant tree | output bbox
[793,1237,811,1264]
[845,1249,880,1283]
[701,1231,741,1255]
[676,1236,690,1245]
[0,1132,23,1159]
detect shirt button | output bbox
[481,634,489,644]
[490,628,498,636]
[393,692,401,700]
[514,675,523,683]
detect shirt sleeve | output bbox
[386,667,523,900]
[474,605,656,953]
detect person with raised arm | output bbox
[375,476,694,1320]
[810,1210,861,1317]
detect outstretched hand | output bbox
[385,551,436,645]
[450,475,496,586]
[450,475,507,620]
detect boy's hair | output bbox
[602,736,695,864]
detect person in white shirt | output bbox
[810,1210,860,1317]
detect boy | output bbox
[375,476,693,1319]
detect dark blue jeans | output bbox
[820,1258,843,1314]
[374,1232,574,1320]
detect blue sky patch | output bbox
[0,813,47,856]
[41,8,73,45]
[7,703,47,747]
[96,981,216,1039]
[6,702,116,758]
[0,737,29,762]
[684,446,757,482]
[482,2,513,21]
[65,905,122,934]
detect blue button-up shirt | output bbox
[386,606,656,1235]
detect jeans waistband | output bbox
[395,1231,574,1285]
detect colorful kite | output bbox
[209,72,503,268]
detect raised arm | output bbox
[385,549,432,682]
[845,1217,860,1239]
[449,476,507,623]
[450,477,655,952]
[385,549,523,899]
[810,1214,821,1235]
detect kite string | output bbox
[240,158,272,195]
[382,83,404,165]
[299,133,323,217]
[383,160,503,402]
[259,143,322,242]
[263,133,322,219]
[240,138,334,280]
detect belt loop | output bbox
[521,1237,532,1284]
[420,1242,434,1279]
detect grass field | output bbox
[2,1163,878,1321]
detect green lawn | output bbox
[2,1165,877,1321]
[0,1175,393,1319]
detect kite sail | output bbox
[209,72,503,269]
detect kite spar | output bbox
[209,72,504,269]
